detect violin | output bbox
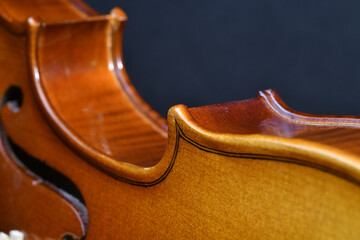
[0,0,359,239]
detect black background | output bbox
[84,0,360,117]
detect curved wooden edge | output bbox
[29,8,165,138]
[0,124,85,238]
[109,8,167,132]
[25,8,360,186]
[259,89,360,127]
[27,12,171,186]
[169,99,360,185]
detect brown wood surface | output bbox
[0,127,85,240]
[0,0,360,239]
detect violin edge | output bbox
[22,3,360,186]
[172,101,360,185]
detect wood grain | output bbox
[0,0,359,239]
[0,127,84,240]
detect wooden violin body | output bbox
[0,1,360,239]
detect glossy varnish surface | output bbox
[0,0,359,239]
[35,11,167,167]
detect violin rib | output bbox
[28,10,167,173]
[0,0,360,239]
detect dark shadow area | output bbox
[0,86,23,113]
[0,85,85,204]
[7,137,85,204]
